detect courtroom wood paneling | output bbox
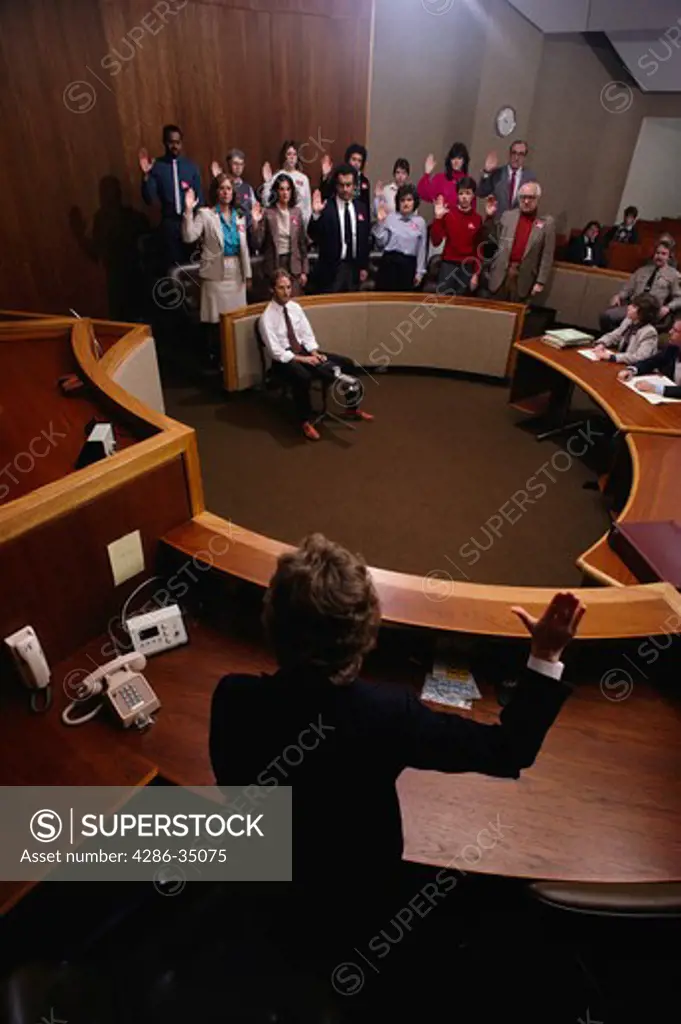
[0,0,372,316]
[0,457,192,667]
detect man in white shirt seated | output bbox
[259,269,374,441]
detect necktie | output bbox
[509,169,517,206]
[283,305,303,354]
[172,159,181,215]
[344,202,354,260]
[645,267,659,292]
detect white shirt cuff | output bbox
[527,655,565,681]
[651,378,665,395]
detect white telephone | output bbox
[61,652,161,729]
[4,626,52,713]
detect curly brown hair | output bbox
[262,534,381,685]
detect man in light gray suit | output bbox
[478,140,537,216]
[484,182,556,302]
[600,240,681,332]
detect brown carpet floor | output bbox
[164,370,610,587]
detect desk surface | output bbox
[579,433,681,586]
[1,618,680,909]
[513,339,681,436]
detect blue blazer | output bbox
[141,155,203,219]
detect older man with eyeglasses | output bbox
[478,139,537,216]
[483,182,556,303]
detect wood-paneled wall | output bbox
[0,0,372,317]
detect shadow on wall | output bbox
[69,176,150,322]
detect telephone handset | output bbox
[62,652,161,729]
[4,626,52,713]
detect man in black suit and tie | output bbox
[308,164,370,293]
[618,315,681,398]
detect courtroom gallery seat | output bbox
[529,881,681,917]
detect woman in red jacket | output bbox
[417,141,470,209]
[430,176,495,295]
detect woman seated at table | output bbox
[591,293,660,364]
[251,174,309,296]
[181,174,251,368]
[261,141,312,225]
[417,142,470,209]
[373,184,427,291]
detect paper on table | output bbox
[577,347,600,361]
[621,374,681,405]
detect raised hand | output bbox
[483,151,498,174]
[611,294,622,307]
[211,160,223,178]
[433,194,449,220]
[376,201,388,224]
[262,161,273,183]
[184,187,198,212]
[485,195,498,219]
[139,148,154,175]
[320,153,333,179]
[424,153,436,176]
[311,189,326,216]
[374,180,385,198]
[512,591,586,663]
[251,201,263,225]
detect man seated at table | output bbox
[209,534,584,1015]
[590,294,660,364]
[600,240,681,332]
[618,315,681,398]
[258,269,373,441]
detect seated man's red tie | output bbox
[283,305,304,354]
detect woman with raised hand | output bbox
[251,173,309,295]
[261,141,312,226]
[181,174,251,369]
[417,141,470,208]
[373,184,427,291]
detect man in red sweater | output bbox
[430,177,494,295]
[484,182,556,302]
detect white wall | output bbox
[619,117,681,220]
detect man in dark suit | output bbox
[618,316,681,398]
[209,534,583,1015]
[139,124,203,271]
[308,164,370,293]
[477,139,537,216]
[566,221,606,268]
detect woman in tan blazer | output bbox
[181,174,251,323]
[252,174,309,296]
[592,293,660,365]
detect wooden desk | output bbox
[1,619,679,898]
[511,338,681,436]
[578,433,681,586]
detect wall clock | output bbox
[495,106,517,138]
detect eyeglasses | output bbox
[519,193,538,200]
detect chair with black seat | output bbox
[254,316,355,432]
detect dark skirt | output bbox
[375,251,417,292]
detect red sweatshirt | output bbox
[510,212,537,264]
[430,206,483,266]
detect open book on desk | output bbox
[620,374,681,405]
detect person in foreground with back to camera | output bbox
[258,269,373,441]
[373,184,428,291]
[590,293,660,364]
[618,315,681,398]
[209,534,584,1015]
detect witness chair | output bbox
[254,317,355,432]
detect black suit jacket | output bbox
[210,665,570,883]
[633,343,681,398]
[566,234,606,268]
[307,198,370,287]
